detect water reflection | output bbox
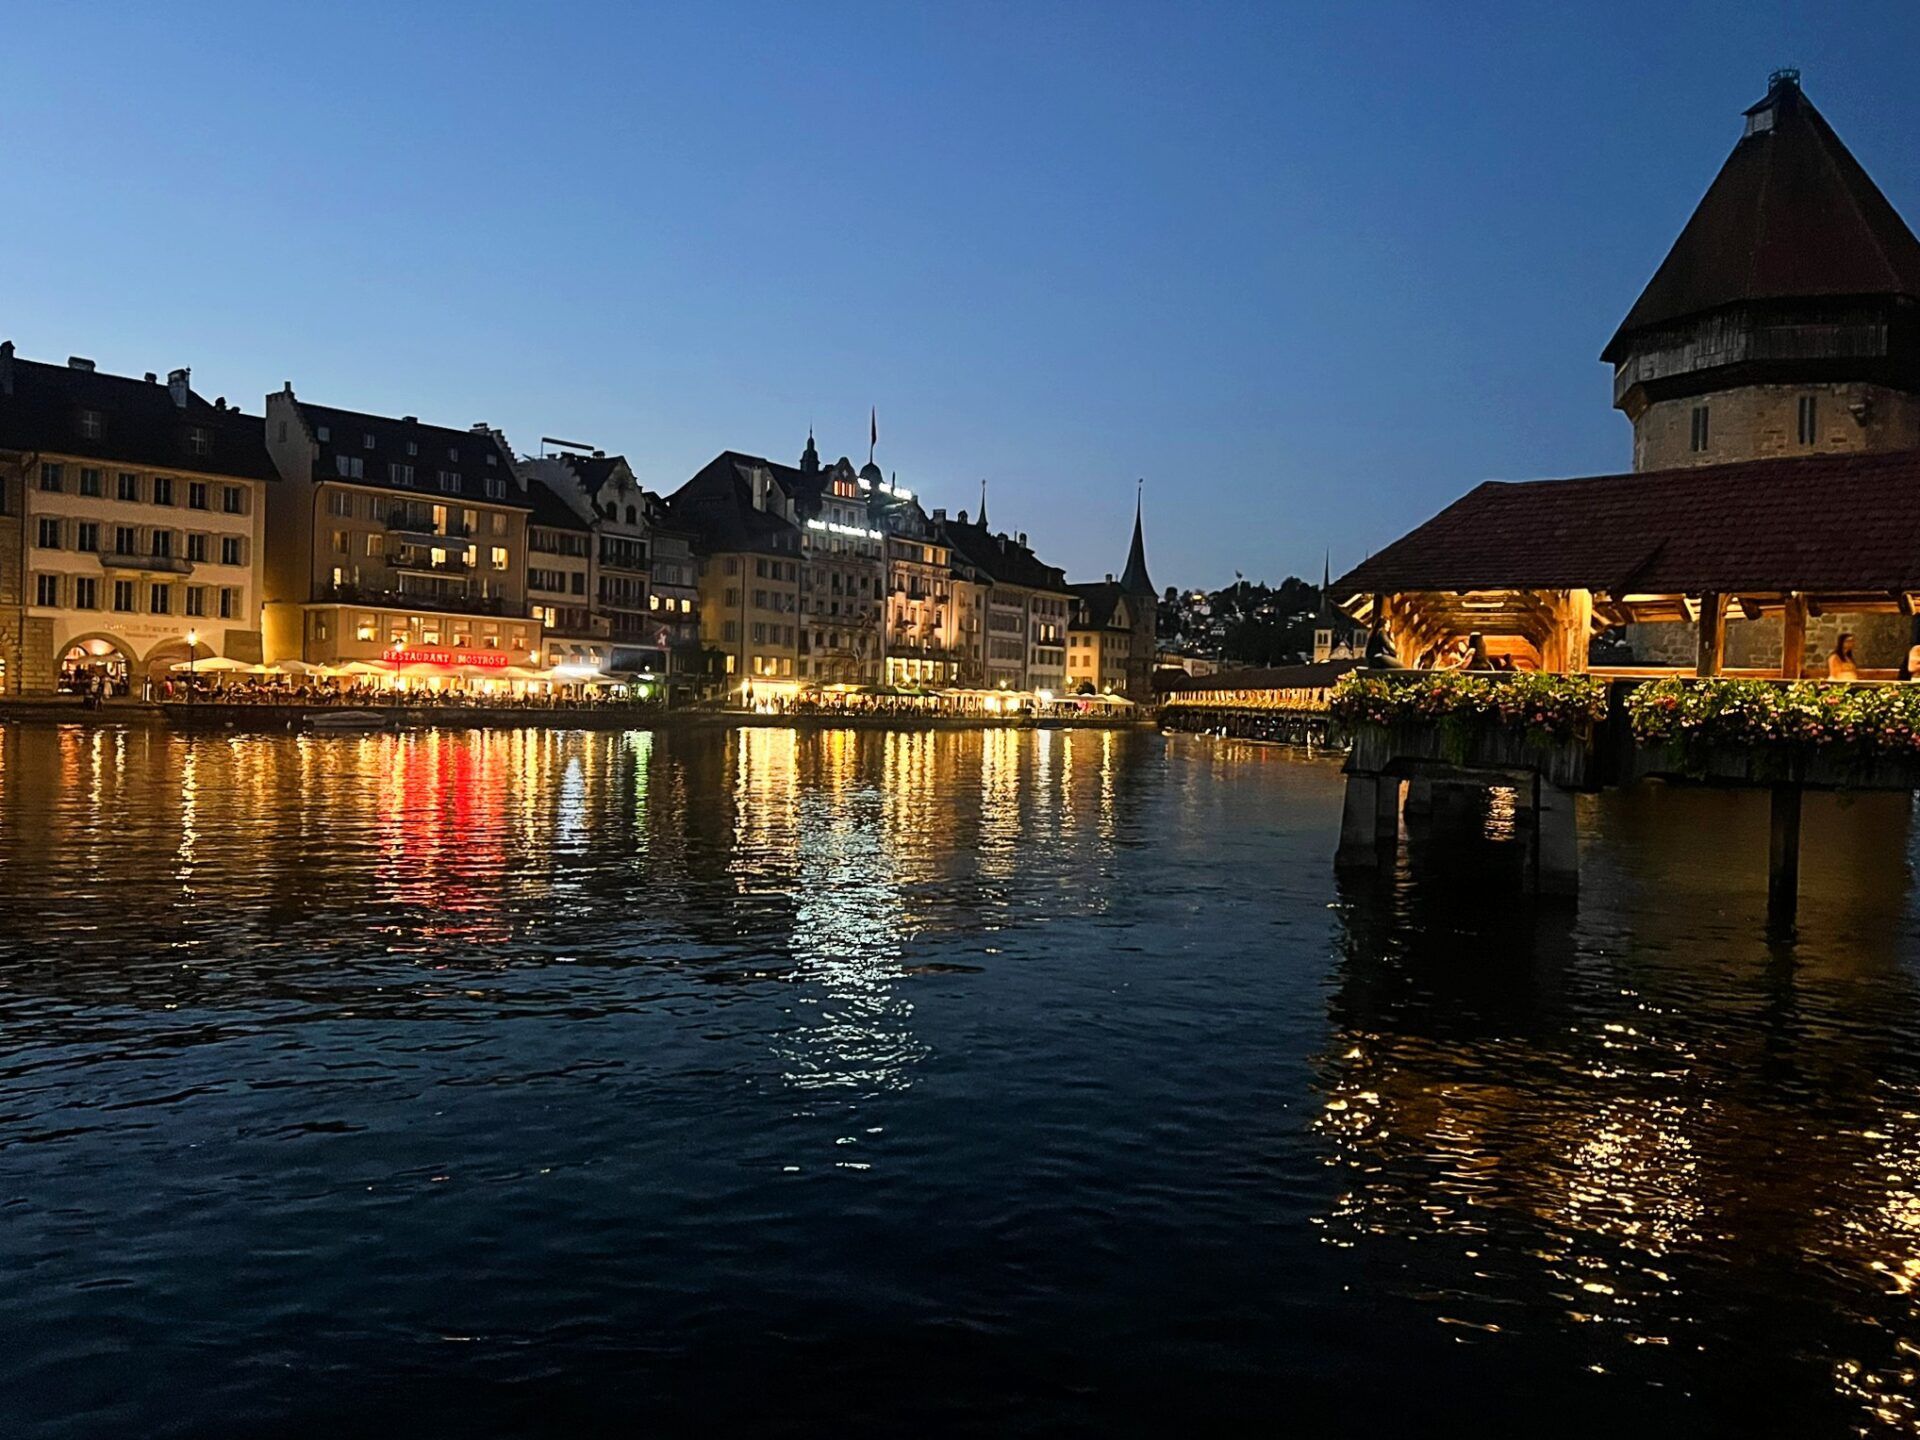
[1317,781,1920,1431]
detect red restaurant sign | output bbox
[382,647,512,669]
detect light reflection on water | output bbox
[5,726,1920,1434]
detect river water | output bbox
[4,724,1920,1436]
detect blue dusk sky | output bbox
[5,2,1919,589]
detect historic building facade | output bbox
[0,345,274,694]
[669,451,804,693]
[1607,71,1920,670]
[261,386,539,671]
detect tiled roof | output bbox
[1605,75,1920,359]
[664,452,801,555]
[293,397,526,507]
[0,350,276,481]
[1333,450,1920,599]
[524,472,591,532]
[942,519,1067,592]
[1069,580,1129,631]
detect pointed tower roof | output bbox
[978,478,988,529]
[1603,71,1920,361]
[1119,482,1154,598]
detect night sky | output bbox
[6,2,1917,589]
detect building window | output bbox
[316,425,330,441]
[74,577,97,610]
[223,486,243,514]
[335,455,364,480]
[363,432,376,450]
[331,530,349,554]
[117,472,140,501]
[221,536,242,566]
[34,574,59,607]
[75,522,98,552]
[188,481,208,510]
[79,409,102,439]
[438,470,462,493]
[151,530,173,559]
[328,490,354,518]
[112,580,135,612]
[485,477,506,500]
[1798,394,1818,446]
[35,518,61,549]
[114,526,136,555]
[187,428,210,457]
[149,583,170,615]
[187,533,208,562]
[406,440,418,457]
[39,463,62,492]
[1690,404,1710,453]
[389,463,414,486]
[366,533,384,558]
[220,588,237,619]
[185,586,207,617]
[152,475,174,506]
[490,546,508,571]
[79,467,100,496]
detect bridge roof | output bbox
[1164,660,1362,693]
[1332,450,1920,603]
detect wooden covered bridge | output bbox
[1298,450,1920,926]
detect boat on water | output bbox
[303,709,391,732]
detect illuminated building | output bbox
[1066,579,1140,694]
[880,492,962,687]
[791,434,888,684]
[517,447,695,678]
[939,510,1072,691]
[0,344,274,693]
[666,451,804,691]
[260,386,540,672]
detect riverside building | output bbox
[941,510,1073,693]
[668,452,804,694]
[261,387,539,674]
[0,344,273,694]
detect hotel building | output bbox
[0,344,273,693]
[668,452,803,691]
[261,386,539,673]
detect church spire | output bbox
[1119,479,1154,598]
[979,478,988,529]
[800,427,820,476]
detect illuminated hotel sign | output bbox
[807,519,884,540]
[381,647,511,669]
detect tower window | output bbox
[1690,405,1710,453]
[1797,394,1818,446]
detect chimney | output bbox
[147,373,159,384]
[166,367,190,409]
[215,397,226,411]
[471,422,489,433]
[1018,532,1028,547]
[67,356,95,372]
[1106,573,1115,584]
[957,509,969,525]
[592,449,605,459]
[932,508,946,522]
[401,415,417,424]
[0,340,13,397]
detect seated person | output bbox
[1828,632,1859,680]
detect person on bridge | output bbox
[1363,628,1404,669]
[1828,632,1859,680]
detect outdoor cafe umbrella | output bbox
[169,656,257,673]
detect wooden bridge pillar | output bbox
[1768,784,1803,931]
[1337,773,1401,868]
[1533,780,1579,897]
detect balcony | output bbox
[387,509,471,541]
[99,551,194,577]
[390,551,471,576]
[314,582,526,619]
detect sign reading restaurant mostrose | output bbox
[381,647,512,669]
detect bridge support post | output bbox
[1768,784,1803,931]
[1337,774,1399,868]
[1533,781,1579,897]
[1404,776,1433,817]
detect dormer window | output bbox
[1745,106,1774,138]
[187,427,210,456]
[363,432,376,449]
[79,409,102,440]
[406,440,418,456]
[447,446,459,462]
[316,425,330,442]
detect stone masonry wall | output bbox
[1632,382,1920,473]
[1627,611,1912,674]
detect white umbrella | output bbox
[170,656,255,673]
[268,659,325,675]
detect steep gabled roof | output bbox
[290,396,526,506]
[524,472,592,532]
[942,518,1068,592]
[1604,73,1920,360]
[0,349,275,481]
[1068,580,1131,631]
[664,451,801,555]
[1332,450,1920,599]
[1119,489,1154,598]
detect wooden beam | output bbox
[1695,592,1727,678]
[1781,593,1808,680]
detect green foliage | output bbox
[1329,671,1609,743]
[1626,679,1920,759]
